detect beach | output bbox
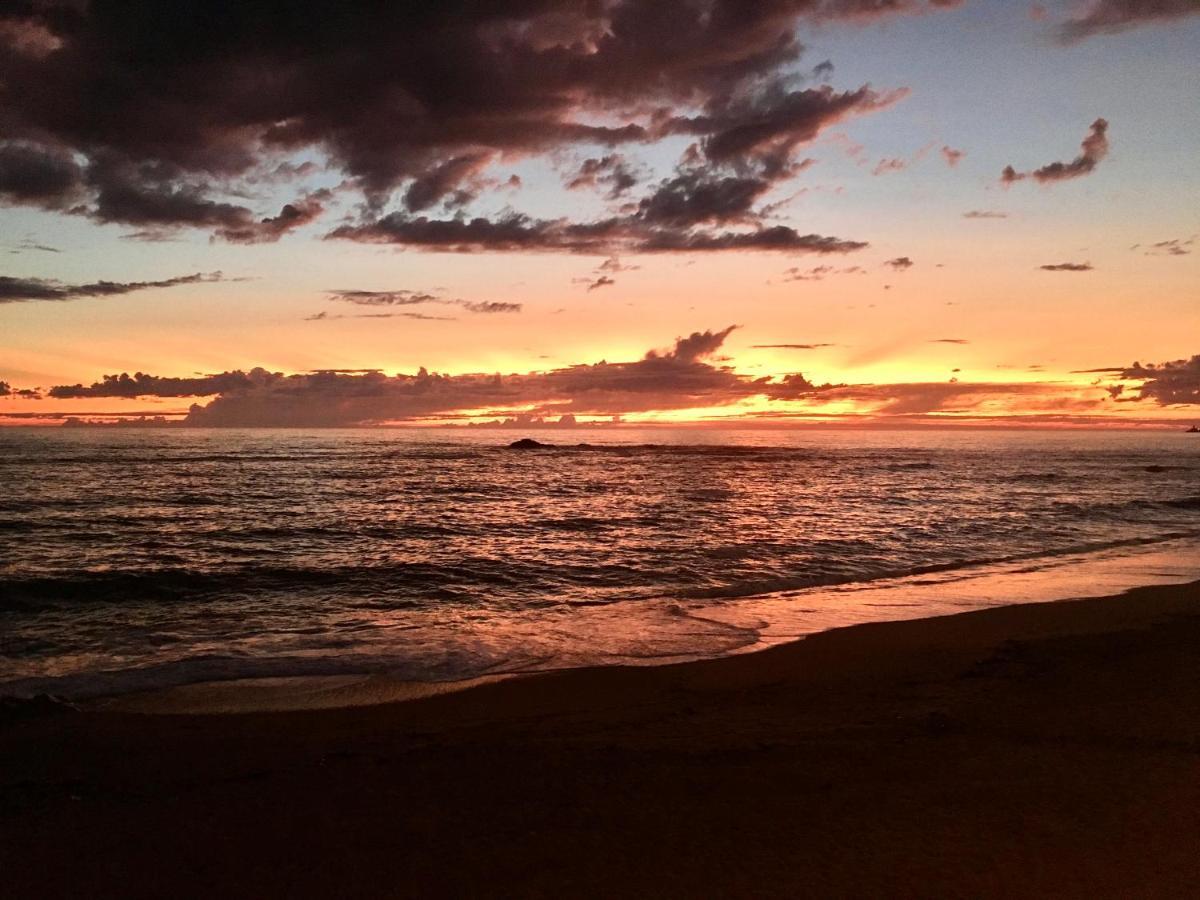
[3,1,1197,895]
[4,578,1199,899]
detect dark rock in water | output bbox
[507,438,551,450]
[0,694,79,728]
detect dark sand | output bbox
[3,581,1200,899]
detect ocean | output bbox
[2,427,1198,698]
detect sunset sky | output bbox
[1,0,1197,427]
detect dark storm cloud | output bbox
[0,1,944,241]
[1001,119,1109,185]
[0,271,225,304]
[330,81,899,254]
[1039,262,1094,271]
[0,141,85,207]
[1057,0,1200,42]
[70,153,327,242]
[83,155,251,229]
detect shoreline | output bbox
[3,576,1200,897]
[14,533,1197,711]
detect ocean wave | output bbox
[0,557,659,612]
[672,530,1200,603]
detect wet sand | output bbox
[3,579,1199,898]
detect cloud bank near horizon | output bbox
[31,329,1197,427]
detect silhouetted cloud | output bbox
[305,311,456,322]
[1113,355,1200,405]
[871,157,906,176]
[597,257,639,274]
[1057,0,1200,42]
[781,264,864,281]
[751,343,836,349]
[578,256,638,290]
[0,1,950,238]
[940,145,965,167]
[639,226,864,253]
[103,326,776,425]
[586,276,616,292]
[8,238,61,253]
[1137,237,1195,257]
[43,320,1119,426]
[328,290,441,307]
[670,84,907,175]
[328,212,868,255]
[963,210,1007,219]
[214,192,330,244]
[566,155,639,199]
[60,153,324,242]
[1040,262,1093,271]
[2,384,43,399]
[329,80,899,255]
[804,380,1096,416]
[49,370,277,400]
[1105,355,1200,406]
[403,153,491,212]
[0,272,225,304]
[459,301,522,314]
[1002,119,1109,185]
[885,256,914,270]
[325,289,521,314]
[637,171,773,228]
[929,338,968,344]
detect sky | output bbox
[1,0,1198,428]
